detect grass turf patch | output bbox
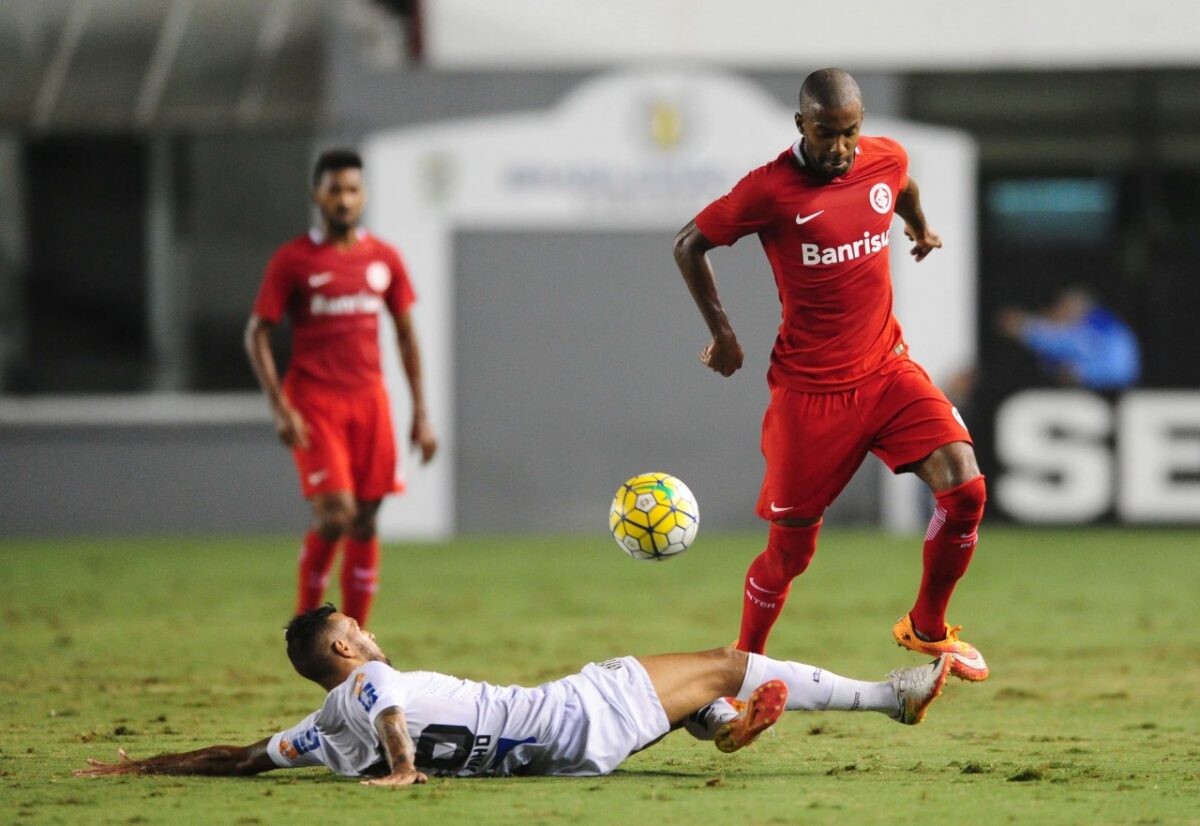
[1,528,1198,824]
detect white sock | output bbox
[743,653,899,717]
[683,697,740,740]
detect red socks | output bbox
[910,475,987,639]
[340,537,380,626]
[296,531,339,614]
[737,521,821,654]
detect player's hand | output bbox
[75,748,141,777]
[361,768,428,787]
[700,336,744,377]
[903,225,942,262]
[273,403,309,450]
[410,414,437,464]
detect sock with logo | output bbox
[909,475,987,639]
[296,530,339,614]
[737,521,821,654]
[340,536,380,626]
[739,653,898,716]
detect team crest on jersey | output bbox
[869,182,892,214]
[366,261,391,293]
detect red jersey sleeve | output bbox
[253,246,295,323]
[381,243,416,317]
[694,165,775,247]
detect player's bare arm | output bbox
[672,220,745,377]
[361,706,428,787]
[244,315,309,449]
[392,310,437,464]
[75,738,276,778]
[895,176,942,262]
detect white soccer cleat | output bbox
[888,654,952,725]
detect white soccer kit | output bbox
[267,656,669,777]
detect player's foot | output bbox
[714,679,788,753]
[892,614,989,682]
[888,654,952,725]
[682,695,745,741]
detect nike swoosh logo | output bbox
[794,210,824,225]
[307,469,329,485]
[769,502,795,513]
[309,272,334,287]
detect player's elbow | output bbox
[243,317,267,355]
[673,224,703,267]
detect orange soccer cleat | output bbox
[892,614,989,682]
[714,679,789,754]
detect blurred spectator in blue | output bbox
[998,287,1141,390]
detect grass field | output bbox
[2,528,1199,825]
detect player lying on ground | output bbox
[76,606,951,785]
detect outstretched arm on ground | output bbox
[391,310,437,464]
[75,739,277,778]
[894,177,942,262]
[360,706,428,787]
[672,221,744,377]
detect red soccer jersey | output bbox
[253,229,416,391]
[695,135,910,392]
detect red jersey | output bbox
[253,229,416,391]
[695,135,910,392]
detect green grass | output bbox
[2,528,1199,825]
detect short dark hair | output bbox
[285,604,339,682]
[799,68,862,113]
[312,148,363,188]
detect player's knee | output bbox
[348,516,377,542]
[765,521,820,579]
[315,502,356,537]
[938,474,986,521]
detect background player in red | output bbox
[245,148,437,627]
[672,69,989,681]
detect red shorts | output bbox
[283,377,403,501]
[756,358,971,521]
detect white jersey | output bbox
[267,657,669,778]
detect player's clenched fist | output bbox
[700,336,744,377]
[272,403,309,449]
[903,225,942,262]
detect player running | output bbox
[76,605,951,784]
[673,68,988,681]
[245,149,437,627]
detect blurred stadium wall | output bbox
[1,1,1198,536]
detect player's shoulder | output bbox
[274,232,318,255]
[860,135,908,164]
[360,231,402,258]
[358,659,400,682]
[727,146,796,195]
[267,232,318,267]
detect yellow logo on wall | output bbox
[648,100,684,151]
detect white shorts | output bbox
[538,656,671,776]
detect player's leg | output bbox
[740,387,868,653]
[289,390,356,614]
[868,361,988,681]
[341,382,400,627]
[637,647,950,738]
[341,498,381,626]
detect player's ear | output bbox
[794,112,803,133]
[331,638,354,658]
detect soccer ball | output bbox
[609,472,699,560]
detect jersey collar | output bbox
[309,227,367,245]
[791,138,862,169]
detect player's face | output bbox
[795,102,863,179]
[339,614,391,666]
[313,168,365,233]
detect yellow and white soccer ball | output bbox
[609,472,699,560]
